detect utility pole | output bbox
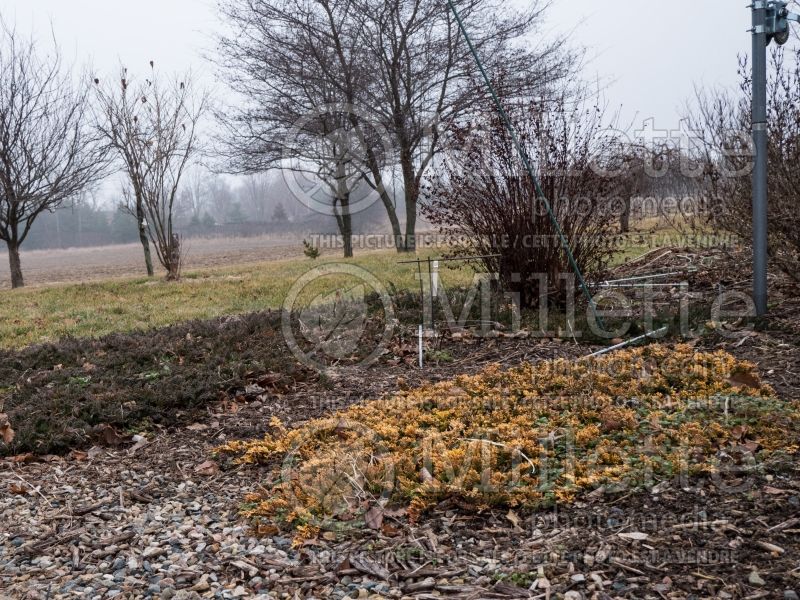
[752,1,768,317]
[750,0,797,316]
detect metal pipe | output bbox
[584,327,670,359]
[597,283,680,289]
[418,325,424,368]
[598,272,683,286]
[397,253,501,265]
[752,1,769,316]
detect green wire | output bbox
[445,0,602,327]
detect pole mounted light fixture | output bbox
[763,0,799,45]
[749,0,797,317]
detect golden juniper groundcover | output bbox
[219,345,799,537]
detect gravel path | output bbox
[0,431,289,599]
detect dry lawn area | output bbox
[0,248,473,348]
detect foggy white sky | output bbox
[4,0,751,136]
[552,0,751,130]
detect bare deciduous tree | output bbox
[216,0,379,257]
[354,0,573,252]
[218,0,572,252]
[0,24,106,288]
[288,104,378,257]
[240,173,272,223]
[94,65,206,280]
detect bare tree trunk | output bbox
[401,154,417,252]
[333,192,354,259]
[620,197,631,234]
[361,152,402,251]
[166,233,182,280]
[379,188,403,252]
[136,200,154,277]
[342,203,353,259]
[7,240,24,289]
[404,194,417,252]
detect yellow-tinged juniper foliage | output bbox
[219,345,800,534]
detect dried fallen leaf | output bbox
[194,460,220,476]
[364,505,384,530]
[335,558,352,574]
[728,370,760,390]
[257,523,280,536]
[70,450,89,461]
[0,413,14,445]
[533,576,551,590]
[349,555,391,580]
[257,373,282,387]
[380,523,401,537]
[94,424,128,446]
[301,537,323,547]
[650,481,671,495]
[506,509,522,530]
[129,434,148,454]
[742,441,761,454]
[420,467,434,483]
[186,423,208,432]
[730,424,748,440]
[587,485,606,499]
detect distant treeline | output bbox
[23,190,398,251]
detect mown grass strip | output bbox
[0,250,474,349]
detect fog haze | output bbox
[5,0,751,131]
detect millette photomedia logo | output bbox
[281,263,396,371]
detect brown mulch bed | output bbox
[2,245,800,598]
[1,346,798,598]
[2,340,799,599]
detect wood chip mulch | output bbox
[2,246,800,599]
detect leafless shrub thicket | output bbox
[421,83,638,308]
[688,49,800,280]
[0,24,107,288]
